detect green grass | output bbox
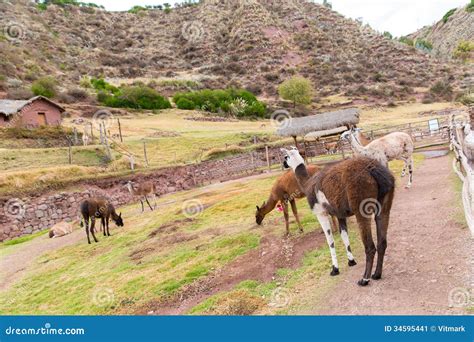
[0,230,49,247]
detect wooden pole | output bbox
[265,145,270,172]
[118,118,123,142]
[250,152,255,170]
[103,123,112,161]
[143,140,149,167]
[73,127,78,145]
[90,123,94,140]
[99,123,104,144]
[68,139,72,164]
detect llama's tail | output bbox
[369,163,395,203]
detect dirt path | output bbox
[310,153,472,315]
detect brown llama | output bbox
[126,180,157,212]
[256,165,338,235]
[281,148,395,286]
[80,198,124,244]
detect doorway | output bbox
[37,112,47,125]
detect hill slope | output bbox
[409,4,474,60]
[0,0,470,101]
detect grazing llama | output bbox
[281,148,395,286]
[341,128,414,188]
[80,198,123,244]
[126,181,157,212]
[256,165,330,235]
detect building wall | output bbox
[19,99,62,127]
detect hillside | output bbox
[0,0,470,102]
[409,4,474,61]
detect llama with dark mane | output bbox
[281,147,395,286]
[80,198,123,244]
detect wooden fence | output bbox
[449,112,474,235]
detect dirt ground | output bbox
[1,153,471,314]
[309,153,472,315]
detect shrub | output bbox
[31,77,57,98]
[102,86,171,110]
[442,8,456,23]
[383,31,393,39]
[429,80,453,101]
[176,98,195,110]
[278,76,314,108]
[453,41,474,61]
[398,36,414,46]
[467,0,474,12]
[415,39,433,52]
[173,88,266,118]
[128,5,146,14]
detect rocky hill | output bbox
[409,4,474,60]
[0,0,471,102]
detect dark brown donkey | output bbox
[80,198,124,244]
[282,148,395,286]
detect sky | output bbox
[91,0,468,37]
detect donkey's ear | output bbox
[119,212,122,218]
[256,205,260,210]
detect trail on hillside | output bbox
[307,153,472,315]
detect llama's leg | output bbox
[373,193,393,279]
[140,199,144,212]
[289,199,303,233]
[400,157,408,177]
[153,194,157,209]
[281,201,290,236]
[355,213,376,286]
[90,218,99,243]
[315,212,339,276]
[106,217,111,236]
[144,195,153,211]
[101,217,106,236]
[338,218,356,266]
[405,156,413,188]
[84,218,91,244]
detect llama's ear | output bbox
[256,205,260,210]
[290,146,298,150]
[119,212,122,218]
[280,148,288,154]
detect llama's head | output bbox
[340,127,361,141]
[281,147,304,170]
[255,201,266,225]
[113,212,124,227]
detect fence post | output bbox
[67,139,72,164]
[143,140,149,167]
[73,127,78,145]
[90,123,94,140]
[117,118,123,142]
[265,146,270,172]
[102,123,112,161]
[250,152,255,170]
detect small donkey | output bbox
[80,198,124,244]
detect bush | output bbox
[467,0,474,12]
[278,76,314,108]
[101,86,171,110]
[31,77,57,98]
[442,8,456,23]
[398,36,414,46]
[429,80,453,101]
[453,41,474,61]
[415,39,433,52]
[172,88,266,118]
[176,98,195,110]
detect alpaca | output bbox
[49,221,73,238]
[126,181,157,212]
[80,198,123,244]
[281,148,395,286]
[341,128,414,188]
[256,165,335,235]
[322,140,340,155]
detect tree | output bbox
[31,76,58,98]
[278,76,314,108]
